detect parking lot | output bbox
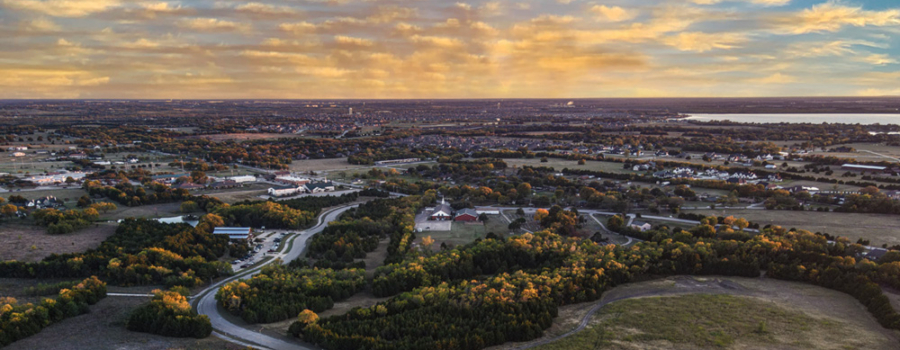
[229,228,301,272]
[414,211,452,232]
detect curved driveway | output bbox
[193,205,356,350]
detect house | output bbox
[305,181,335,193]
[475,207,500,215]
[430,200,453,221]
[454,208,479,222]
[864,248,889,261]
[268,185,305,197]
[630,221,652,232]
[213,227,253,241]
[25,196,62,209]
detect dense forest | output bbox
[0,277,107,347]
[290,224,900,350]
[0,217,232,287]
[217,264,365,323]
[126,289,212,338]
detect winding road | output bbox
[191,205,356,350]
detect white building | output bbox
[475,207,500,215]
[268,185,305,197]
[228,175,257,183]
[305,181,335,193]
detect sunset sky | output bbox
[0,0,898,99]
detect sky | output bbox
[0,0,898,99]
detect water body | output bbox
[685,114,900,125]
[155,216,199,227]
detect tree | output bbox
[516,208,525,216]
[297,309,319,325]
[82,208,100,221]
[91,202,117,213]
[516,183,532,197]
[478,213,489,223]
[421,236,435,252]
[734,218,749,231]
[606,215,624,231]
[577,159,586,165]
[181,201,200,213]
[65,176,76,184]
[1,204,17,218]
[533,209,549,222]
[77,195,92,208]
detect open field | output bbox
[102,202,183,221]
[0,223,116,262]
[491,276,899,350]
[0,188,88,203]
[812,143,900,163]
[683,209,900,246]
[420,216,510,249]
[2,295,242,350]
[502,158,637,174]
[289,157,369,173]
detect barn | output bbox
[454,208,479,222]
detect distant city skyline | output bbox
[0,0,898,99]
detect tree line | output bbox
[0,276,106,347]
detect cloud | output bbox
[589,5,637,22]
[2,0,900,98]
[178,18,251,32]
[771,2,900,34]
[1,0,121,17]
[691,0,790,6]
[234,2,300,17]
[856,54,898,66]
[21,17,61,32]
[663,32,746,52]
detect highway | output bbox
[192,205,356,350]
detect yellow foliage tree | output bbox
[298,309,319,325]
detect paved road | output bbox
[192,205,356,350]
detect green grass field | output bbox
[420,216,510,249]
[684,209,900,247]
[536,294,886,350]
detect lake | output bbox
[684,114,900,125]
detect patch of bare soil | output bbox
[3,296,242,350]
[104,202,183,221]
[0,223,116,262]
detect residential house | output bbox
[630,221,652,232]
